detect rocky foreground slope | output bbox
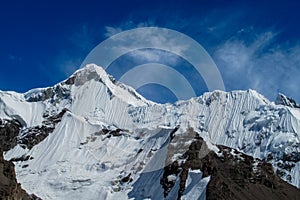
[0,64,299,199]
[0,119,39,199]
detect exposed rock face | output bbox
[0,109,67,199]
[0,151,40,200]
[25,86,71,103]
[0,120,40,199]
[0,119,21,151]
[182,138,300,200]
[0,108,67,152]
[18,108,68,149]
[275,93,300,108]
[159,128,300,200]
[1,65,300,199]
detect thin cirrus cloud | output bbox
[57,2,300,103]
[104,25,187,66]
[214,30,300,102]
[103,22,300,103]
[101,25,206,103]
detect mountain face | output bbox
[0,119,40,200]
[0,64,299,200]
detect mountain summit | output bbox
[0,64,299,199]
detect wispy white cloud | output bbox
[102,19,300,102]
[104,26,123,38]
[214,30,300,101]
[104,20,156,37]
[103,23,189,66]
[60,10,300,103]
[128,49,180,66]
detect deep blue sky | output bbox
[1,0,300,103]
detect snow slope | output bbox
[1,64,300,199]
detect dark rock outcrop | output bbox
[0,151,40,200]
[0,108,67,199]
[25,86,71,103]
[159,127,300,200]
[0,119,40,199]
[0,119,21,151]
[180,137,300,200]
[275,93,300,108]
[18,108,68,149]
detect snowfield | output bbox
[1,64,299,199]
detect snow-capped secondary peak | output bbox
[72,64,152,105]
[275,93,300,108]
[1,64,300,200]
[24,64,151,106]
[65,63,116,86]
[0,64,155,132]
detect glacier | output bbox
[0,64,299,199]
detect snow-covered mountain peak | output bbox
[196,89,270,105]
[70,64,152,106]
[275,93,300,108]
[0,64,153,130]
[68,63,114,86]
[23,64,150,106]
[1,63,300,199]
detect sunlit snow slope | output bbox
[1,64,299,199]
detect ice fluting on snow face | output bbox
[1,64,300,200]
[125,89,300,188]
